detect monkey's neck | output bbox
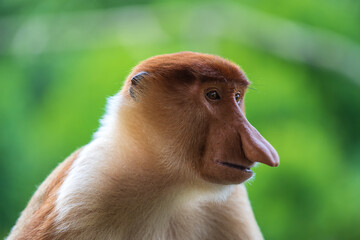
[55,132,234,238]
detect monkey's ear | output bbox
[129,71,149,100]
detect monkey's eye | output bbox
[206,90,220,101]
[235,93,241,103]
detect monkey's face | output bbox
[124,52,279,185]
[197,81,279,185]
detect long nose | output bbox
[235,109,280,167]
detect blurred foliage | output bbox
[1,0,360,239]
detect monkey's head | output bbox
[121,52,279,185]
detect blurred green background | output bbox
[1,0,360,239]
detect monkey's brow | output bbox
[199,75,224,83]
[200,76,245,84]
[200,77,250,89]
[200,78,223,84]
[231,79,250,88]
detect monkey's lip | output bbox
[215,160,254,173]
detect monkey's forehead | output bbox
[130,52,249,86]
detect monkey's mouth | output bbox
[216,161,253,173]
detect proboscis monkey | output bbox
[7,52,279,240]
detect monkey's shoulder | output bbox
[6,149,82,240]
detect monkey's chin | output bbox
[200,160,254,185]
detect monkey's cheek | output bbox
[200,162,254,185]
